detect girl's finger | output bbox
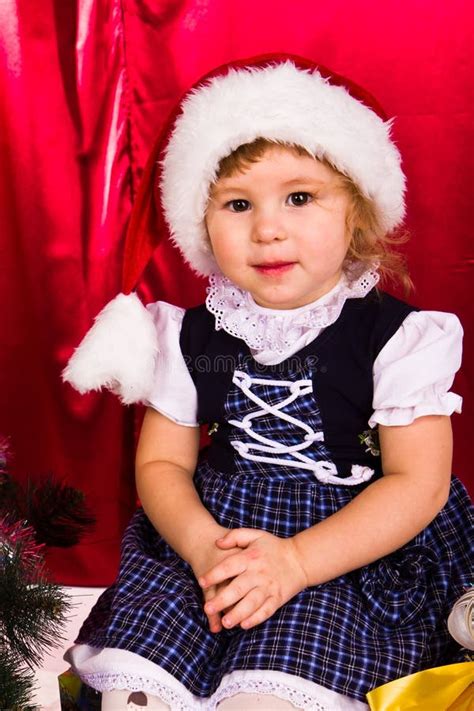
[239,597,278,630]
[199,553,247,588]
[216,528,262,549]
[220,587,267,629]
[204,573,258,615]
[203,585,222,633]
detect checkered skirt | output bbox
[77,361,473,702]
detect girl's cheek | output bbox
[203,218,220,253]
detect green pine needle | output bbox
[0,648,37,711]
[1,543,70,667]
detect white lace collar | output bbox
[205,264,379,364]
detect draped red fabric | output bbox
[0,0,472,585]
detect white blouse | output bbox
[145,272,463,428]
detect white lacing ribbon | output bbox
[229,370,375,486]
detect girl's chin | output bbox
[250,282,334,310]
[251,292,313,310]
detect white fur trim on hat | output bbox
[62,293,158,404]
[161,61,406,276]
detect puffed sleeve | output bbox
[369,311,463,427]
[144,301,199,427]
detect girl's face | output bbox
[205,146,351,310]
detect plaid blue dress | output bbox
[77,292,473,704]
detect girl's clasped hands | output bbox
[197,528,308,633]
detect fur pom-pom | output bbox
[62,293,158,404]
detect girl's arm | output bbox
[136,408,240,631]
[199,414,452,630]
[136,407,209,561]
[291,413,452,584]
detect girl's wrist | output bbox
[185,521,228,570]
[289,534,312,590]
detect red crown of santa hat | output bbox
[63,53,406,403]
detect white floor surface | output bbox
[32,586,104,711]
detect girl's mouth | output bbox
[254,262,296,276]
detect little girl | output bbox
[64,55,473,710]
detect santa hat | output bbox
[63,53,406,404]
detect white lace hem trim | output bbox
[84,670,368,710]
[212,670,369,710]
[205,263,379,361]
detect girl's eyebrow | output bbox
[211,176,328,196]
[210,184,245,196]
[281,177,328,187]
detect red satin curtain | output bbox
[0,0,472,585]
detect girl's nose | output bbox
[251,213,287,243]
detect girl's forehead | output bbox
[212,146,338,190]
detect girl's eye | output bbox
[287,192,312,207]
[226,199,250,212]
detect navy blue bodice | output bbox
[180,289,417,482]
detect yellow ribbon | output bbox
[366,662,474,711]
